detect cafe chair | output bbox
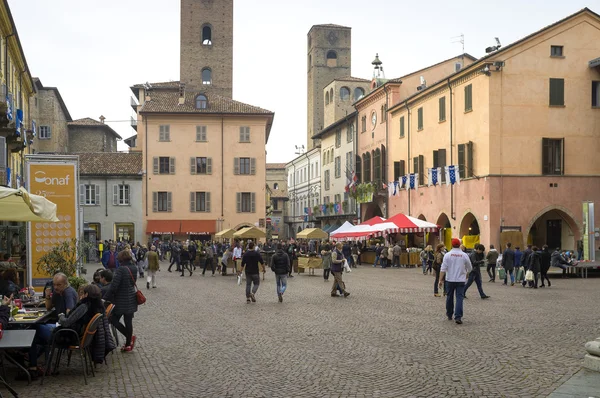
[41,313,103,386]
[105,303,119,346]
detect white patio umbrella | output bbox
[0,186,59,222]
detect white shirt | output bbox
[441,248,472,282]
[233,247,242,260]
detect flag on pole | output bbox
[393,180,398,195]
[447,165,460,185]
[409,173,416,190]
[429,167,440,186]
[401,175,408,189]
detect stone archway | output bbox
[524,206,581,251]
[436,212,452,248]
[417,214,426,221]
[233,223,253,231]
[459,212,480,238]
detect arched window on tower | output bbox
[202,25,212,45]
[340,87,350,101]
[354,87,365,101]
[202,68,212,85]
[326,50,337,67]
[329,88,334,102]
[325,91,330,105]
[195,94,208,109]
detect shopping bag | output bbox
[342,259,352,273]
[525,270,534,281]
[497,267,506,280]
[237,274,242,286]
[516,268,524,282]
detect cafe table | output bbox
[9,310,55,328]
[0,329,37,395]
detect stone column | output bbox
[584,337,600,371]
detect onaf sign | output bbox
[27,159,79,289]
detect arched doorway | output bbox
[525,207,580,251]
[363,202,383,220]
[459,212,480,238]
[436,213,452,248]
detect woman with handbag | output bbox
[105,250,139,352]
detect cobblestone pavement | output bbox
[11,263,600,397]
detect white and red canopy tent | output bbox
[330,214,438,240]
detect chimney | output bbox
[178,83,186,105]
[99,115,106,124]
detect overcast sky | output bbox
[9,0,594,163]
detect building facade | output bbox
[266,163,288,240]
[77,152,144,245]
[29,78,72,154]
[68,118,121,153]
[307,24,352,150]
[285,147,321,238]
[355,54,476,221]
[386,8,600,252]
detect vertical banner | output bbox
[583,202,595,261]
[27,157,79,289]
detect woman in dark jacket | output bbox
[58,284,104,335]
[2,269,21,298]
[180,245,192,277]
[105,250,138,352]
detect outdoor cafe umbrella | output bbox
[296,228,328,240]
[233,226,266,239]
[0,186,59,222]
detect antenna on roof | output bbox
[417,76,426,91]
[143,81,153,91]
[451,33,465,70]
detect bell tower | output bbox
[306,24,352,150]
[180,0,233,98]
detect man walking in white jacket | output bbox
[439,238,472,324]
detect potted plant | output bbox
[313,205,320,215]
[342,200,349,213]
[36,238,93,280]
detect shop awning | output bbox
[146,220,181,235]
[180,220,216,235]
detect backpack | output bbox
[420,250,428,260]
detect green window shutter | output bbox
[153,157,159,174]
[417,107,423,130]
[251,193,256,213]
[236,193,241,213]
[167,192,172,212]
[438,149,447,183]
[206,192,211,212]
[418,155,424,186]
[234,158,239,175]
[439,97,446,121]
[465,84,472,111]
[399,160,405,177]
[467,141,474,177]
[113,185,118,205]
[207,158,212,174]
[190,157,196,175]
[250,158,256,175]
[433,150,439,168]
[190,192,196,212]
[152,192,158,212]
[458,144,465,179]
[169,157,175,174]
[549,78,564,106]
[400,116,405,138]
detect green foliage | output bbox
[36,238,93,278]
[68,276,88,292]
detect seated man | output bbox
[99,269,113,298]
[25,272,78,378]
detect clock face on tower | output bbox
[371,112,377,126]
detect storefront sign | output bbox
[27,157,79,289]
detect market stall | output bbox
[233,226,266,240]
[296,228,328,240]
[215,228,235,240]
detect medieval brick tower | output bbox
[306,24,351,149]
[180,0,233,97]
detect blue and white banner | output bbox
[409,173,418,190]
[428,167,441,187]
[6,167,10,187]
[446,165,460,185]
[15,109,23,137]
[31,120,37,137]
[393,180,399,196]
[401,175,408,189]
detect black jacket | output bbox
[529,251,541,273]
[104,262,138,316]
[551,250,570,267]
[270,249,290,275]
[540,249,551,272]
[521,248,533,268]
[502,248,515,269]
[242,250,264,275]
[469,251,485,274]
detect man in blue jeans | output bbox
[439,238,472,324]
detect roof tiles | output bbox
[76,152,143,176]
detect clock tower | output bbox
[306,24,352,150]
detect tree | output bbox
[36,238,93,278]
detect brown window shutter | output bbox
[433,151,439,168]
[251,193,256,213]
[438,149,447,183]
[467,141,474,177]
[167,192,172,212]
[190,157,196,175]
[169,157,175,174]
[542,138,551,175]
[152,192,158,212]
[250,158,256,175]
[458,144,465,179]
[234,158,239,175]
[400,160,405,177]
[418,155,424,186]
[236,193,241,213]
[206,192,211,212]
[207,158,212,174]
[393,161,400,181]
[153,157,159,175]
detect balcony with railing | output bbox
[130,116,138,131]
[130,96,138,112]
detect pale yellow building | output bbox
[387,8,600,251]
[132,0,274,241]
